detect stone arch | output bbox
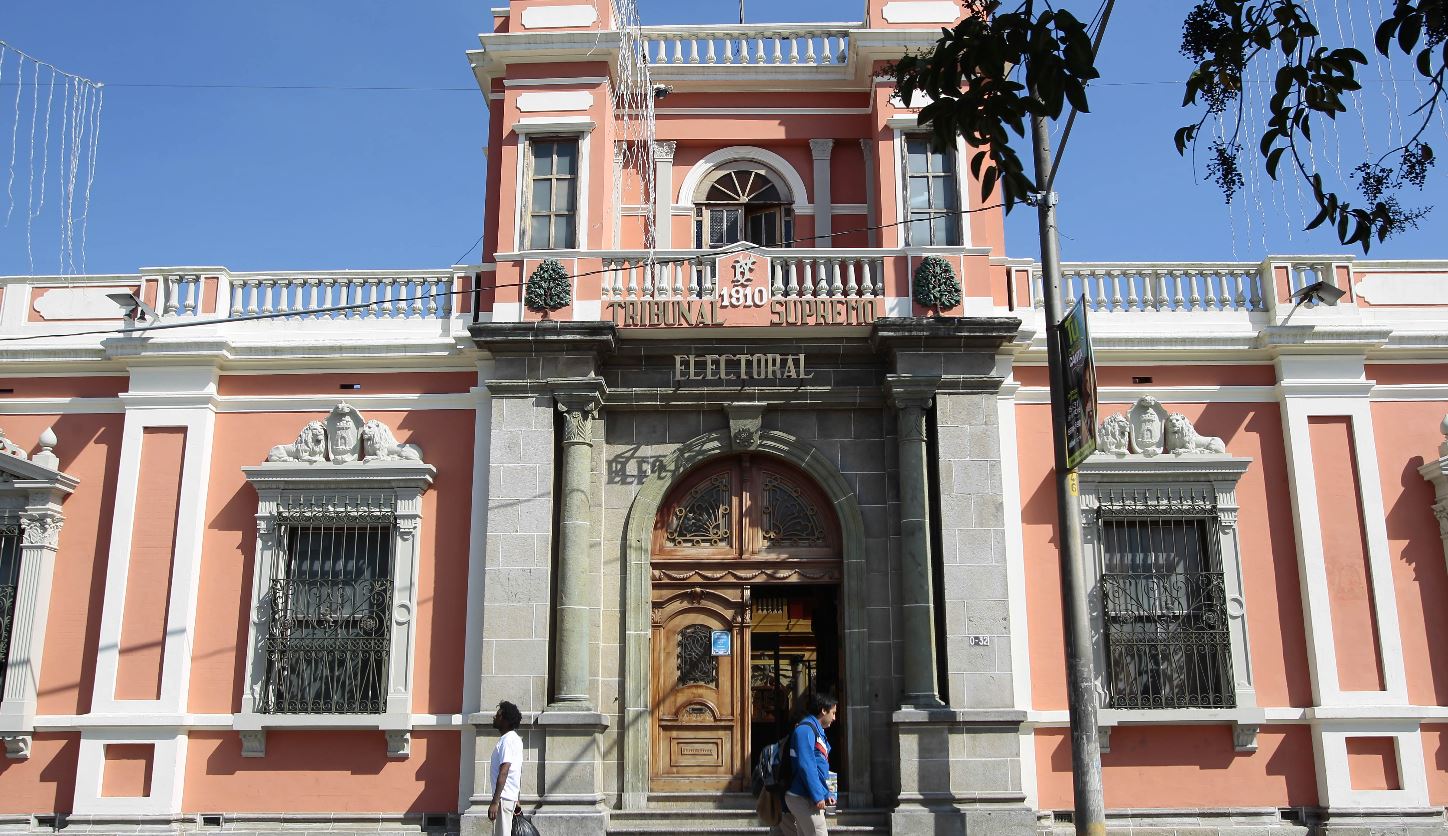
[619,428,870,808]
[675,146,811,212]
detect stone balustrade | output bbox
[640,25,854,68]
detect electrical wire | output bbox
[0,204,1004,343]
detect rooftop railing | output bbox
[639,24,856,68]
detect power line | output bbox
[0,204,1003,343]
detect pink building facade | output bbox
[1,1,1447,834]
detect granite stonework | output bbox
[464,318,1029,836]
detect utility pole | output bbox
[1029,107,1106,836]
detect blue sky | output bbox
[1,0,1444,276]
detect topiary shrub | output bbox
[524,258,572,316]
[912,255,962,314]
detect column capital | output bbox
[809,138,835,160]
[550,377,607,413]
[885,374,940,411]
[653,140,677,162]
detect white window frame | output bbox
[0,429,76,760]
[1076,396,1263,752]
[511,117,594,254]
[898,130,964,248]
[234,404,433,759]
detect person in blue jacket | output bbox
[781,691,837,836]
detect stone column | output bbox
[810,139,834,245]
[550,380,604,708]
[888,374,943,707]
[860,138,878,248]
[652,141,676,250]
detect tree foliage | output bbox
[913,255,964,312]
[891,0,1446,252]
[524,258,572,314]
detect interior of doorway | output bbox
[748,584,845,792]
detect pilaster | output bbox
[810,139,834,245]
[652,141,676,250]
[549,379,606,709]
[887,373,944,709]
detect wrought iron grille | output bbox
[1097,507,1234,709]
[666,474,731,548]
[676,624,718,687]
[258,522,394,714]
[760,473,826,547]
[0,525,20,700]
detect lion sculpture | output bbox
[266,421,328,463]
[1165,413,1226,455]
[361,419,423,461]
[1097,413,1131,455]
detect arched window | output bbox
[693,164,794,249]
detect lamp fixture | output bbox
[1288,280,1346,307]
[1280,279,1346,324]
[105,292,159,326]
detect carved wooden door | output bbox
[650,586,750,793]
[649,457,839,794]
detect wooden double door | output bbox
[648,456,840,794]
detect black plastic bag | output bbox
[512,810,541,836]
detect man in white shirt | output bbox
[488,701,524,836]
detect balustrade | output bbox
[642,26,852,68]
[1030,264,1267,313]
[227,273,454,320]
[601,249,883,302]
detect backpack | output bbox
[750,728,796,798]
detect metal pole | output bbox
[1029,108,1106,836]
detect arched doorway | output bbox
[692,163,796,249]
[648,455,843,794]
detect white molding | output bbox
[516,91,594,113]
[1077,412,1259,718]
[1015,386,1278,404]
[234,404,436,758]
[32,712,467,729]
[511,116,597,135]
[1354,272,1448,306]
[1370,383,1448,400]
[996,377,1035,806]
[0,432,78,759]
[881,0,961,23]
[1278,394,1409,708]
[458,376,492,810]
[674,145,811,209]
[91,404,217,719]
[519,4,598,29]
[72,730,187,816]
[0,397,125,414]
[213,393,477,412]
[654,107,871,115]
[832,203,868,214]
[1314,724,1430,809]
[886,114,923,129]
[503,77,609,88]
[573,299,602,321]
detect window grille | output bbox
[1096,494,1234,709]
[902,135,961,246]
[0,524,19,699]
[258,517,394,714]
[526,138,579,250]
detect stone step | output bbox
[607,805,890,835]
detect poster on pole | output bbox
[1057,296,1097,470]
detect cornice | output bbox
[1257,324,1393,353]
[1077,455,1253,482]
[242,461,437,491]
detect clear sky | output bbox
[1,0,1444,276]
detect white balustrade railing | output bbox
[158,274,205,317]
[601,249,885,302]
[603,254,718,300]
[769,251,884,299]
[641,25,854,68]
[1030,263,1267,313]
[226,272,454,320]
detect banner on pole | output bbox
[1057,296,1097,470]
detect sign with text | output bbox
[673,353,815,384]
[711,630,731,656]
[603,250,879,328]
[1057,296,1098,469]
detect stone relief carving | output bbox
[0,427,29,460]
[264,404,422,464]
[1096,395,1228,458]
[20,512,63,548]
